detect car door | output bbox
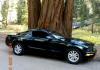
[47,34,66,53]
[21,31,34,48]
[30,30,51,50]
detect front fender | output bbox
[67,44,85,50]
[74,45,85,50]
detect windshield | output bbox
[51,32,65,41]
[16,31,29,36]
[53,34,64,38]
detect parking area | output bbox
[0,33,100,70]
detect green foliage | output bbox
[1,0,9,27]
[91,0,100,18]
[73,0,100,34]
[74,0,100,21]
[16,0,28,25]
[74,0,89,21]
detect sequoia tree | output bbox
[28,0,74,38]
[1,0,9,28]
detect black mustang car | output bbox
[5,29,96,64]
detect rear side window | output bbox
[24,32,32,38]
[32,31,49,38]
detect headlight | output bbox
[85,46,94,52]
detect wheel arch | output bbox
[12,39,21,47]
[65,46,84,55]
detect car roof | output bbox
[29,28,50,33]
[29,28,64,37]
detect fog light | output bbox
[86,54,94,56]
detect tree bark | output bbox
[38,0,64,35]
[64,0,74,38]
[28,0,74,38]
[28,0,41,29]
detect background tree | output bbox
[91,0,100,18]
[17,0,28,25]
[28,0,41,29]
[28,0,74,38]
[73,0,100,33]
[1,0,9,28]
[74,0,89,22]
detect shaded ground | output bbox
[0,33,100,70]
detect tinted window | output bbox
[32,31,49,38]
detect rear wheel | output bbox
[5,36,11,46]
[13,44,24,55]
[65,49,83,64]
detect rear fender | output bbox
[5,35,16,46]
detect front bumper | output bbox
[85,48,97,57]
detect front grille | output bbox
[89,46,94,52]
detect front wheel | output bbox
[13,44,24,55]
[65,49,83,64]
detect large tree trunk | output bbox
[38,0,65,35]
[64,0,74,38]
[28,0,74,38]
[28,0,41,29]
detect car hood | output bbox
[66,38,94,47]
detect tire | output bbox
[13,43,24,55]
[65,49,83,64]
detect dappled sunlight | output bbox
[0,24,28,34]
[73,29,100,45]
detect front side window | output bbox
[32,31,49,38]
